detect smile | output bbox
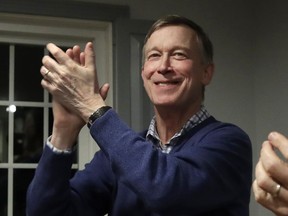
[155,81,179,86]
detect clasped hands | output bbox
[40,42,109,148]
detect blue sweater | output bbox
[27,110,252,216]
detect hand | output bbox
[253,132,288,216]
[40,42,107,123]
[65,45,110,100]
[50,98,84,149]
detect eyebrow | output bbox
[146,44,191,52]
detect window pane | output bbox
[48,107,53,136]
[14,107,43,163]
[14,44,44,102]
[13,168,77,216]
[0,169,8,216]
[0,106,9,163]
[0,43,9,100]
[13,169,35,216]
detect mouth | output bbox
[155,81,180,86]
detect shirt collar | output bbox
[146,105,210,146]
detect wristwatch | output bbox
[87,106,111,128]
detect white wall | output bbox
[254,1,288,147]
[253,2,288,214]
[78,0,288,215]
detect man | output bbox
[253,131,288,215]
[27,15,252,216]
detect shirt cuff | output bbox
[46,135,75,154]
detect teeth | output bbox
[158,83,169,86]
[157,82,177,86]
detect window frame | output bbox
[0,12,113,216]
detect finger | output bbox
[261,141,288,188]
[269,132,288,160]
[80,52,85,66]
[41,78,57,94]
[254,161,288,216]
[253,179,269,204]
[261,141,283,174]
[83,42,99,91]
[255,160,280,196]
[40,66,54,82]
[43,48,79,89]
[66,48,74,59]
[253,179,284,214]
[66,46,82,65]
[84,42,96,68]
[72,45,81,64]
[99,83,110,100]
[40,66,49,76]
[42,55,62,77]
[46,43,71,65]
[253,180,288,215]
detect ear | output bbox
[202,63,214,86]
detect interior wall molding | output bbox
[0,0,129,21]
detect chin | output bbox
[154,101,177,108]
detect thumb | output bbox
[99,83,110,100]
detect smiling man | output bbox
[27,15,252,216]
[142,23,214,145]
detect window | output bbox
[0,13,112,216]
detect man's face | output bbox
[142,25,213,109]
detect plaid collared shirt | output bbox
[146,105,210,154]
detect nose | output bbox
[157,55,172,74]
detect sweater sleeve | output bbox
[90,109,252,215]
[26,144,112,216]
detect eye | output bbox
[147,52,161,61]
[173,52,187,60]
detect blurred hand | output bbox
[253,132,288,216]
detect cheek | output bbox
[142,63,155,79]
[141,69,149,83]
[141,69,153,96]
[141,70,150,91]
[181,63,201,80]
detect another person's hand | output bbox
[40,42,108,123]
[253,132,288,216]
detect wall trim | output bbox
[0,0,129,21]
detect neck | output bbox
[154,103,202,144]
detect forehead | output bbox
[145,25,198,50]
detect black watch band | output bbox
[87,106,111,128]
